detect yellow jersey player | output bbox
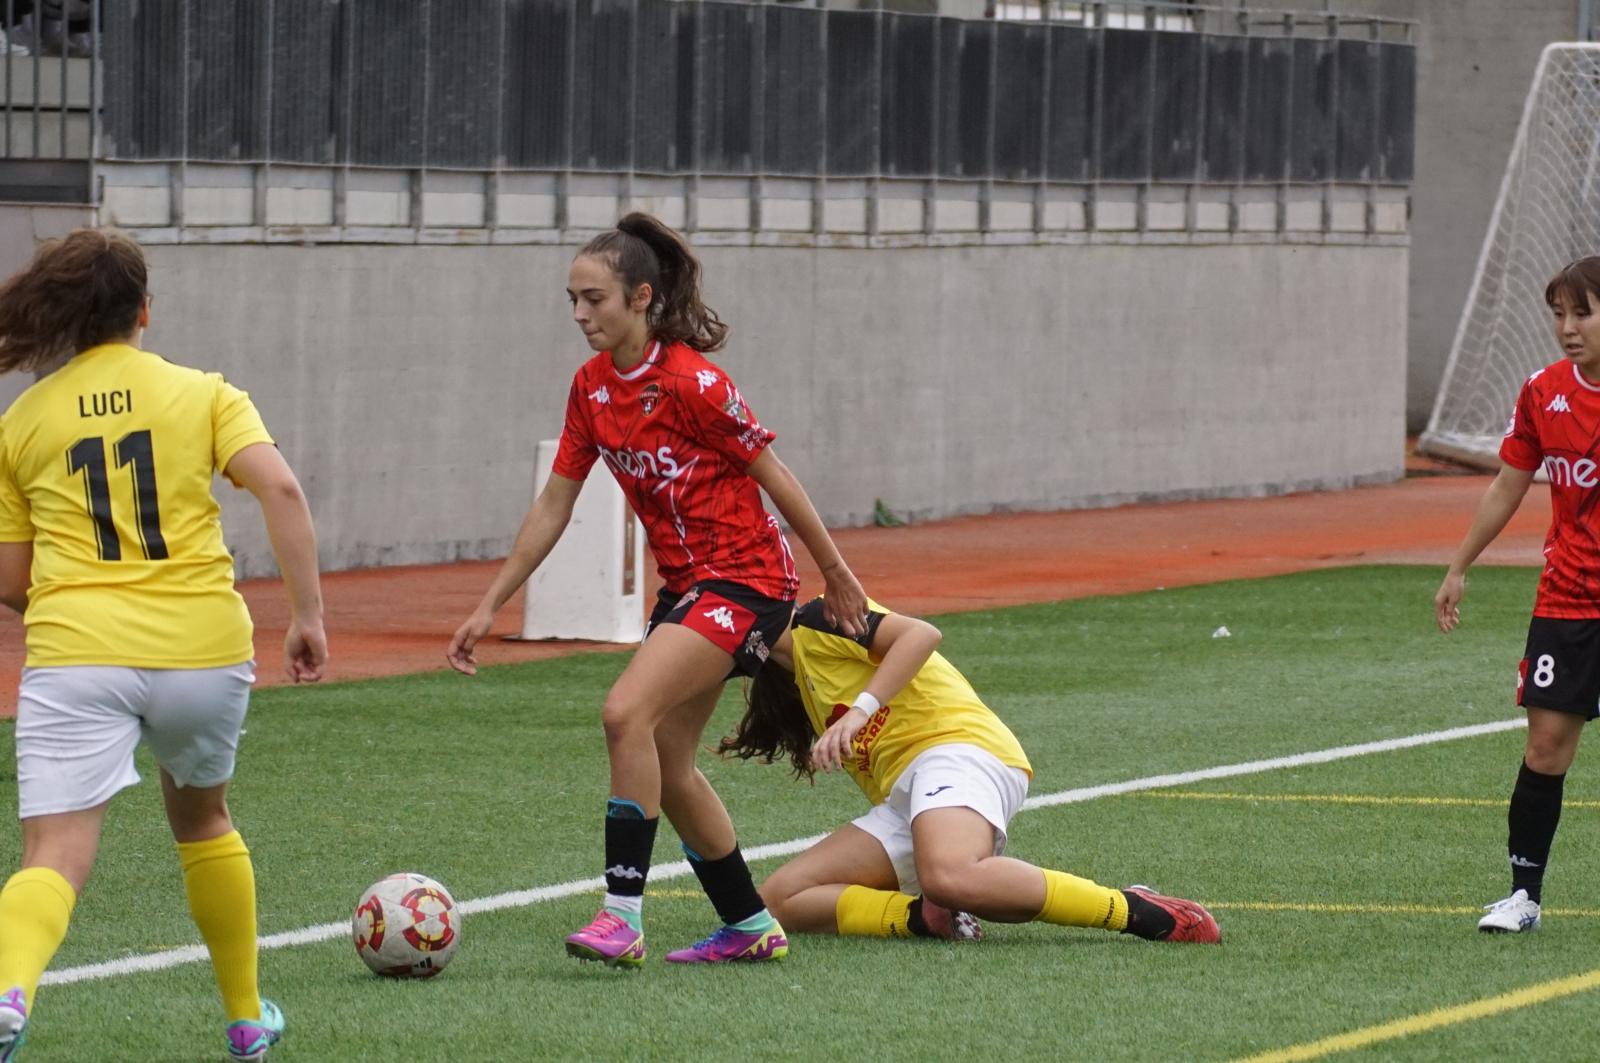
[0,229,326,1062]
[721,598,1220,946]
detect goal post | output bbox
[514,440,646,643]
[1420,42,1600,467]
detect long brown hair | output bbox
[719,661,819,781]
[1545,256,1600,313]
[0,228,148,373]
[578,212,729,352]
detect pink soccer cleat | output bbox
[665,924,789,964]
[565,909,646,969]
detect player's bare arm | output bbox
[0,541,29,614]
[1436,462,1537,633]
[447,472,583,675]
[744,447,869,637]
[225,443,328,681]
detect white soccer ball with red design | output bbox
[352,872,460,978]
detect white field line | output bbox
[41,715,1526,988]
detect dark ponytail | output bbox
[718,662,818,781]
[0,227,148,373]
[579,212,730,353]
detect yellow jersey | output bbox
[789,598,1032,806]
[0,343,273,667]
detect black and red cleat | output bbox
[1123,886,1220,944]
[917,898,983,941]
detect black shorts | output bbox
[645,580,794,679]
[1518,616,1600,720]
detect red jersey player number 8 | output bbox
[447,212,869,966]
[1437,256,1600,935]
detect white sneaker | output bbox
[1478,888,1542,933]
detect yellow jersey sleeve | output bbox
[212,377,273,484]
[0,421,32,541]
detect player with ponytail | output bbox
[449,212,869,967]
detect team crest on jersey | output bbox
[721,384,751,425]
[640,382,663,415]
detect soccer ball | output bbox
[351,872,460,978]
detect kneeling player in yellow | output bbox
[0,229,327,1061]
[721,599,1219,946]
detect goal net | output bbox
[1420,42,1600,467]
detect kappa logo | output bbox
[1510,854,1543,869]
[696,369,719,393]
[604,864,645,880]
[1547,394,1572,413]
[589,385,611,405]
[703,605,736,632]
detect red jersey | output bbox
[552,340,799,599]
[1500,360,1600,618]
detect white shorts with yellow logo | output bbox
[849,742,1030,897]
[14,662,255,818]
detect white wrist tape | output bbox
[851,691,881,717]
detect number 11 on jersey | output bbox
[66,429,168,561]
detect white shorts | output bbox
[849,742,1031,897]
[15,663,256,818]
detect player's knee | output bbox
[916,863,976,912]
[599,699,652,747]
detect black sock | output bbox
[685,844,766,926]
[1121,890,1176,941]
[1508,760,1565,904]
[907,897,931,938]
[603,798,658,900]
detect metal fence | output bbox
[99,0,1415,188]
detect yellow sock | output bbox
[835,885,917,938]
[0,867,77,1005]
[178,831,260,1023]
[1036,869,1128,932]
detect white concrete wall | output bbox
[133,241,1406,577]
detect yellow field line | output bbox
[1135,791,1600,809]
[1232,968,1600,1063]
[1211,900,1600,918]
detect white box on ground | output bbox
[517,440,646,642]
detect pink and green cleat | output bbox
[0,987,25,1063]
[665,924,789,964]
[565,909,646,969]
[225,998,284,1062]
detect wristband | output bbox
[850,691,881,717]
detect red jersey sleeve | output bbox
[1499,375,1543,471]
[684,368,776,467]
[552,376,599,481]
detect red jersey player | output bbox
[1436,255,1600,935]
[447,212,869,968]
